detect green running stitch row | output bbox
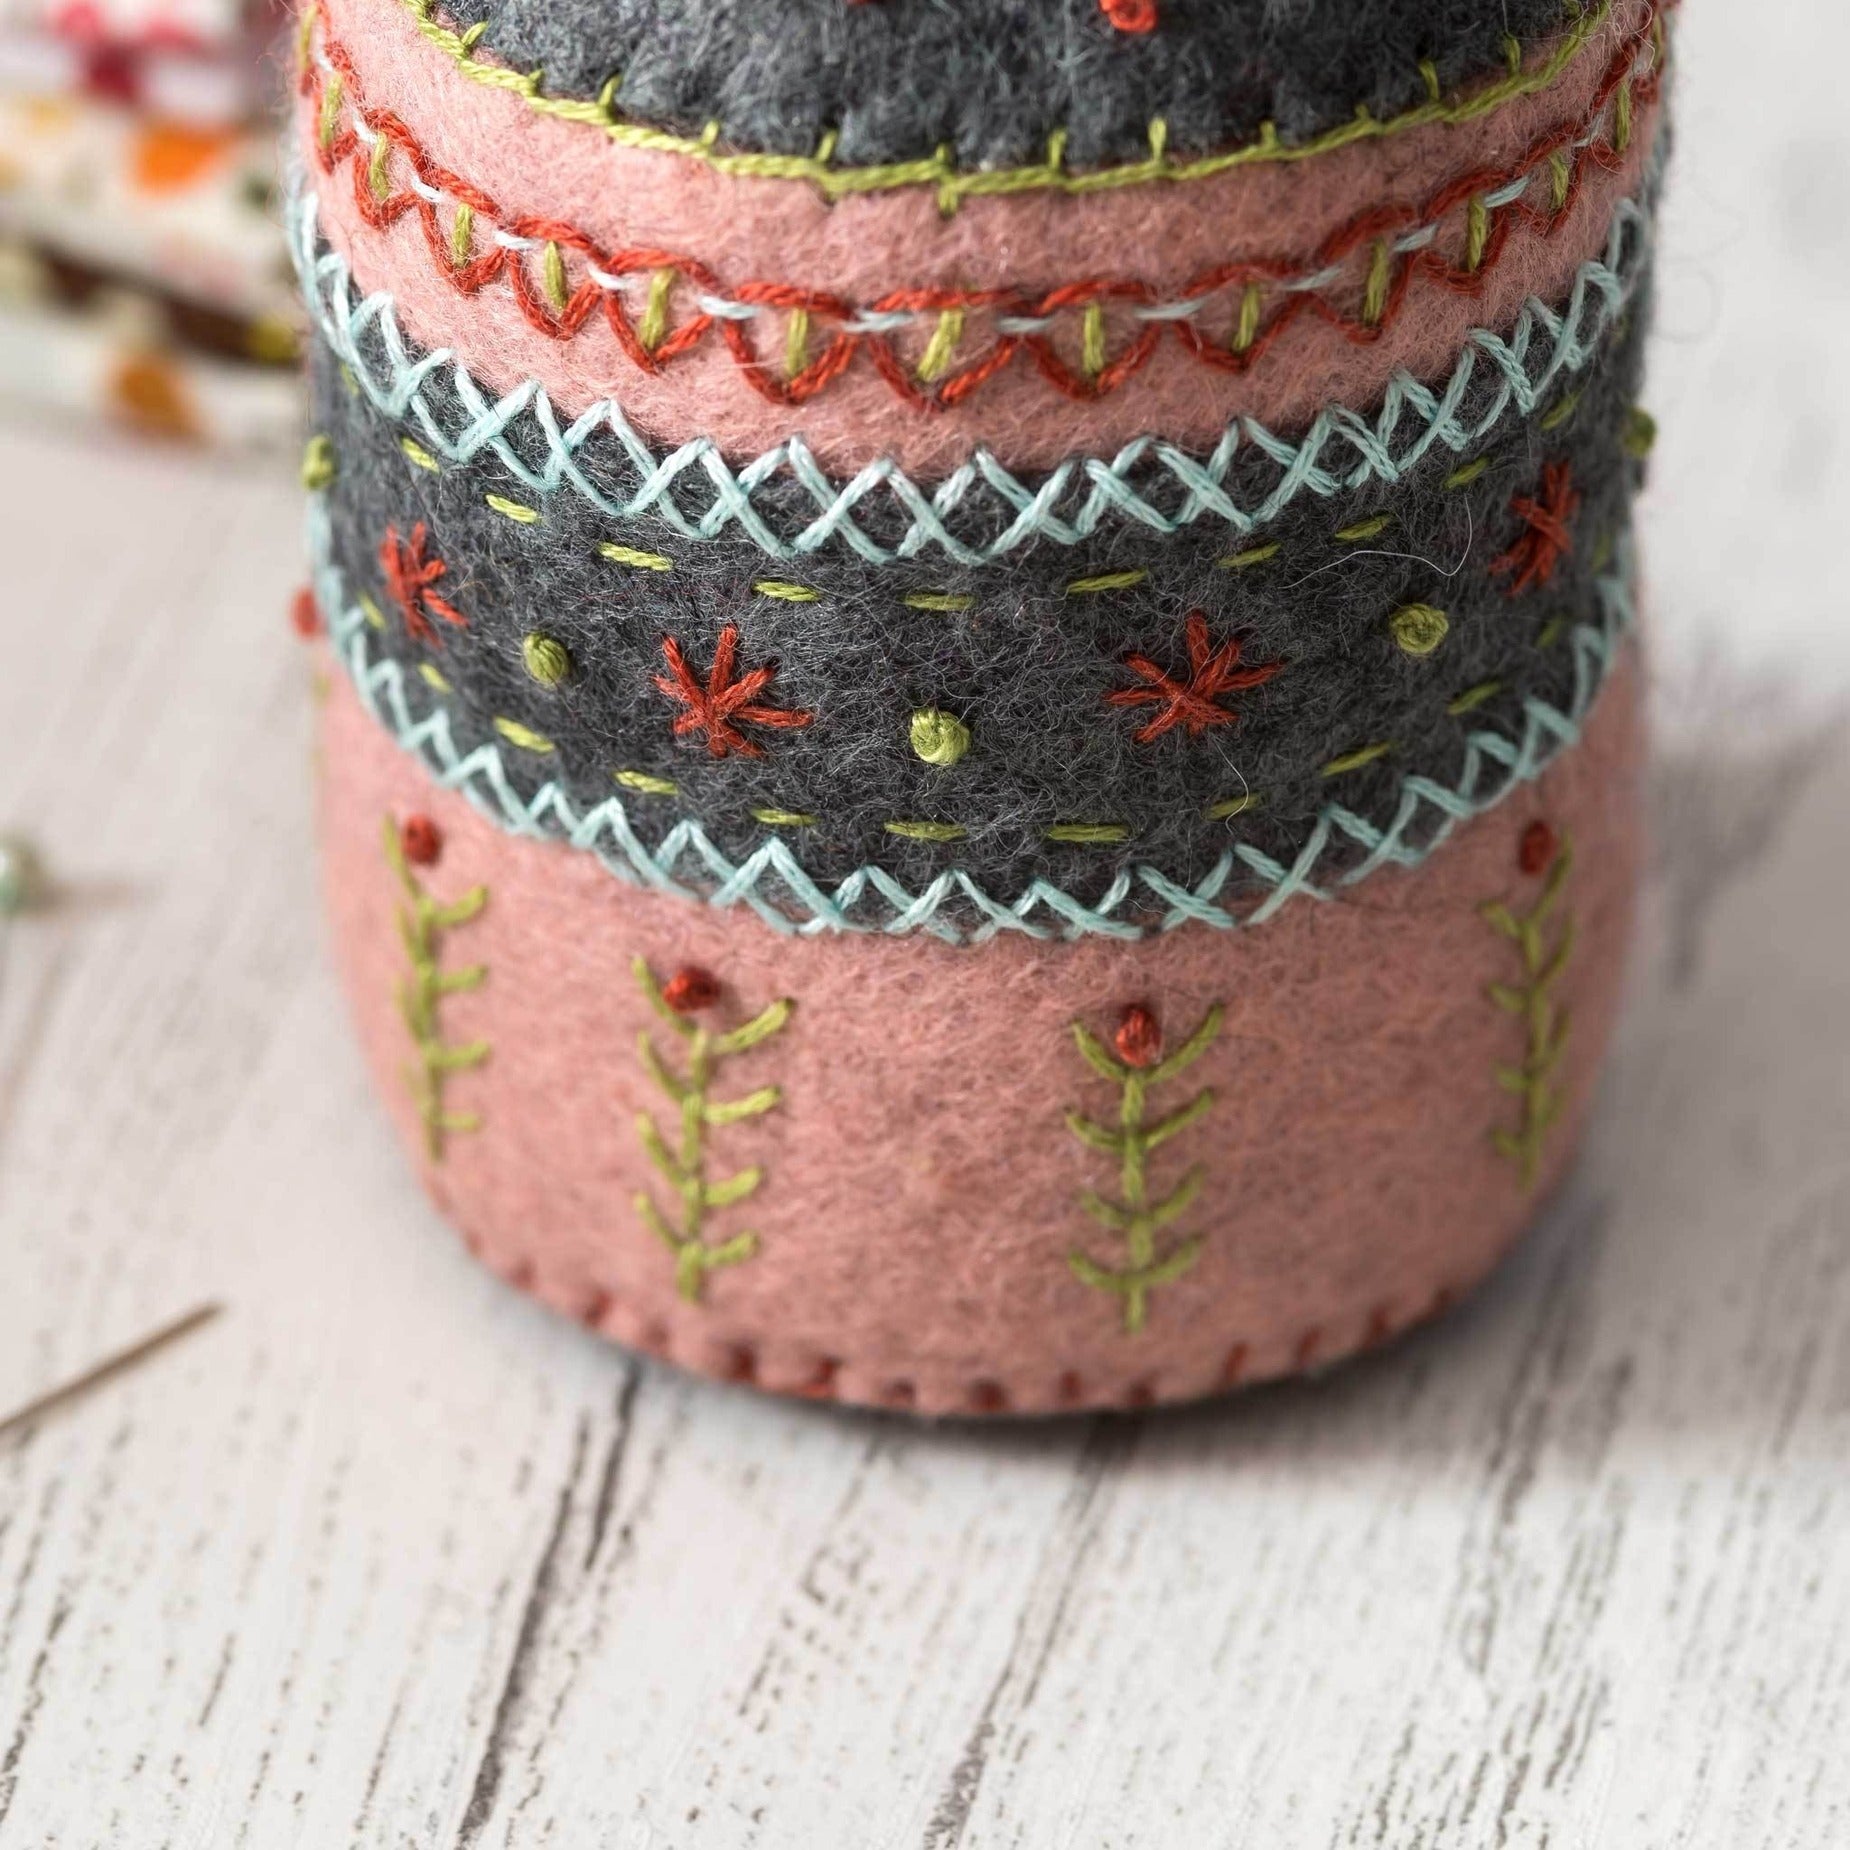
[308,498,1637,946]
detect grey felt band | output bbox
[306,293,1648,910]
[436,0,1577,174]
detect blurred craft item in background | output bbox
[0,0,300,449]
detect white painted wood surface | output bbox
[2,2,1848,1841]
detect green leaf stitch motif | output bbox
[631,958,794,1304]
[383,814,490,1160]
[1063,1002,1225,1334]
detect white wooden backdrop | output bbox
[3,2,1849,1842]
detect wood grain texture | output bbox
[2,1,1849,1840]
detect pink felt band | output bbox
[317,649,1646,1417]
[301,0,1660,475]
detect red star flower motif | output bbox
[653,624,814,759]
[1490,460,1581,595]
[1107,608,1284,744]
[380,522,466,644]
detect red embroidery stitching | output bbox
[653,625,814,759]
[1490,460,1581,594]
[1113,1003,1162,1068]
[565,1274,1459,1410]
[1518,818,1559,876]
[1100,0,1159,32]
[380,522,466,643]
[400,813,443,866]
[302,10,1660,416]
[662,966,722,1013]
[1108,609,1283,743]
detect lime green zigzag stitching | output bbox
[384,817,490,1160]
[1065,1006,1225,1333]
[631,959,794,1303]
[1480,831,1575,1185]
[388,0,1629,213]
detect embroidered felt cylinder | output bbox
[293,0,1663,1414]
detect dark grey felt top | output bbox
[435,0,1578,173]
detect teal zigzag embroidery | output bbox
[288,179,1652,570]
[309,499,1636,946]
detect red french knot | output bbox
[662,966,722,1014]
[302,5,1663,418]
[1100,0,1158,30]
[1490,461,1581,595]
[290,585,322,639]
[400,813,442,866]
[381,522,467,644]
[1114,1004,1163,1069]
[1518,818,1559,876]
[653,625,814,759]
[1108,609,1283,744]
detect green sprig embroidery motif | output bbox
[631,958,793,1303]
[1481,822,1575,1185]
[1064,1001,1225,1334]
[383,814,489,1160]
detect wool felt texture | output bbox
[318,642,1645,1416]
[307,294,1649,911]
[316,508,1637,943]
[298,87,1660,475]
[294,169,1653,563]
[417,0,1577,175]
[310,0,1654,284]
[300,0,1662,474]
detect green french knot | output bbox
[1389,602,1451,657]
[300,432,336,490]
[909,707,972,767]
[1063,1004,1225,1335]
[631,958,795,1304]
[521,631,573,686]
[1621,404,1657,458]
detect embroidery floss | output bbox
[630,959,793,1303]
[1065,1001,1225,1334]
[299,0,1658,1413]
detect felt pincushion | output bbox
[292,0,1662,1413]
